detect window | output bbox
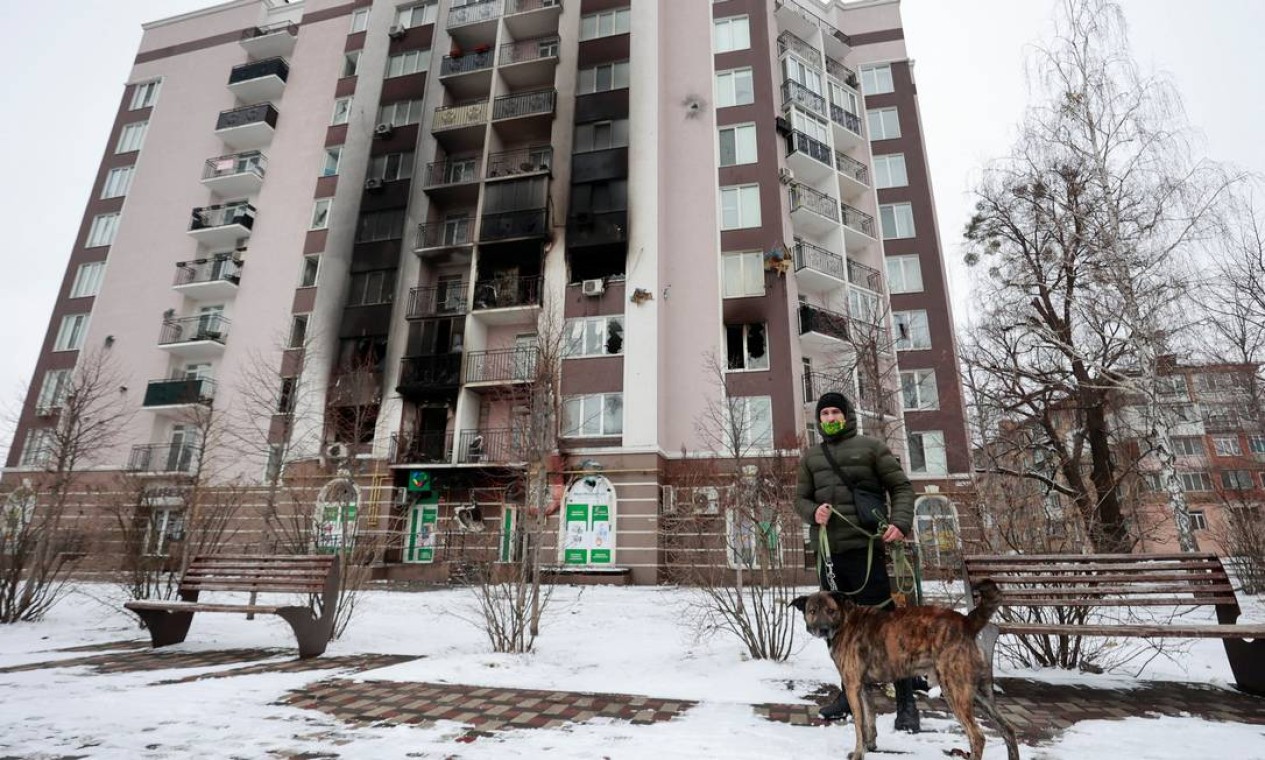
[880,203,916,239]
[564,316,624,358]
[792,108,829,142]
[265,444,285,483]
[1196,373,1244,394]
[1172,436,1204,457]
[346,270,397,306]
[1249,435,1265,455]
[321,146,342,177]
[386,49,429,78]
[726,323,768,371]
[36,369,72,414]
[718,124,757,166]
[715,67,754,107]
[368,151,415,181]
[729,396,773,448]
[350,7,370,32]
[784,55,824,97]
[129,79,161,110]
[378,99,424,127]
[396,1,437,28]
[723,251,763,298]
[289,315,309,348]
[277,377,297,414]
[713,16,750,52]
[1189,510,1208,531]
[86,213,119,247]
[849,287,880,325]
[720,185,761,230]
[310,199,332,230]
[860,63,893,94]
[727,504,781,570]
[580,8,631,40]
[355,209,406,242]
[143,507,185,557]
[342,51,361,78]
[1172,404,1198,423]
[873,154,907,188]
[331,97,352,125]
[1221,470,1253,490]
[866,107,901,140]
[1178,472,1213,492]
[574,120,630,153]
[908,431,947,475]
[885,255,922,294]
[1158,375,1188,397]
[54,314,90,352]
[893,310,930,350]
[19,429,54,468]
[901,369,938,410]
[116,122,148,153]
[300,255,320,288]
[69,262,106,298]
[1213,436,1242,456]
[578,61,630,94]
[563,393,623,437]
[100,166,135,199]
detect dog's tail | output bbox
[965,579,1002,636]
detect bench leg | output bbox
[1223,637,1265,697]
[132,609,196,649]
[977,622,1000,691]
[275,607,334,659]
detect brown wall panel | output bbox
[380,74,427,103]
[561,356,624,395]
[577,34,630,69]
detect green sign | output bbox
[561,499,613,566]
[406,503,438,563]
[407,470,433,494]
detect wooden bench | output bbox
[124,554,339,659]
[963,553,1265,696]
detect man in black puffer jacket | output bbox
[796,391,920,732]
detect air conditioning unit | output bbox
[778,167,795,185]
[325,442,350,461]
[364,178,385,192]
[581,278,605,297]
[387,25,407,39]
[374,123,395,139]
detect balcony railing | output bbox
[228,56,289,85]
[472,275,542,310]
[399,354,463,389]
[492,88,557,120]
[789,130,832,166]
[417,219,474,248]
[448,0,502,28]
[480,208,549,241]
[825,57,859,88]
[499,37,560,65]
[215,103,278,131]
[774,0,852,48]
[799,303,850,342]
[190,203,255,232]
[433,100,489,132]
[486,146,553,178]
[128,443,199,474]
[465,347,539,384]
[793,238,846,281]
[830,103,863,136]
[423,157,481,187]
[789,184,840,222]
[440,49,494,77]
[777,31,821,65]
[457,428,519,464]
[841,203,876,237]
[159,315,230,345]
[390,431,452,464]
[173,257,241,287]
[202,151,266,181]
[407,285,468,318]
[834,151,869,185]
[240,20,298,42]
[781,80,827,116]
[848,258,883,292]
[506,0,559,14]
[142,377,215,408]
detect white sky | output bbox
[1,0,1262,460]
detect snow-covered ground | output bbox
[1,583,1262,759]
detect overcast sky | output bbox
[1,0,1262,461]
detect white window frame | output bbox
[720,184,761,230]
[396,1,437,29]
[310,198,332,230]
[321,146,342,177]
[289,314,310,349]
[726,323,769,372]
[908,430,947,475]
[792,108,830,142]
[1249,434,1265,455]
[101,166,135,199]
[129,79,161,110]
[562,393,624,438]
[54,313,90,352]
[300,255,320,288]
[1213,436,1242,456]
[116,122,148,153]
[866,107,901,140]
[886,255,922,294]
[143,507,185,557]
[713,16,751,53]
[577,61,631,95]
[580,7,631,41]
[873,153,908,189]
[901,369,938,411]
[715,67,754,108]
[20,429,54,468]
[36,369,72,415]
[574,119,630,153]
[1221,470,1253,491]
[343,50,361,78]
[728,395,773,449]
[367,151,415,181]
[849,287,880,325]
[860,63,894,95]
[377,99,424,127]
[893,309,931,351]
[386,49,430,78]
[1178,471,1213,492]
[1172,436,1204,457]
[1189,510,1208,531]
[331,97,353,126]
[723,251,764,298]
[880,203,916,239]
[86,213,119,248]
[70,261,106,299]
[350,7,370,32]
[718,123,758,167]
[564,316,625,358]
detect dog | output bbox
[791,580,1019,760]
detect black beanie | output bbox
[815,392,849,420]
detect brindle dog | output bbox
[791,580,1019,760]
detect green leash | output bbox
[816,505,916,606]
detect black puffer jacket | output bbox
[795,396,914,553]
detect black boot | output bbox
[818,687,852,721]
[893,678,920,733]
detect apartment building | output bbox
[6,0,971,584]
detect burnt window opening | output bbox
[726,323,768,371]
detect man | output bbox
[795,391,920,732]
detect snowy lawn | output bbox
[0,583,1261,759]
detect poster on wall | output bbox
[561,476,614,565]
[406,503,438,563]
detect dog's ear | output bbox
[788,595,809,613]
[828,591,856,612]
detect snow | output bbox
[1,583,1262,759]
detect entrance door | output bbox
[559,475,616,566]
[167,425,199,473]
[196,305,224,339]
[514,334,537,381]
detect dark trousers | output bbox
[819,545,893,608]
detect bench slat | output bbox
[1000,596,1240,607]
[993,583,1235,598]
[975,572,1229,585]
[192,554,333,561]
[183,571,330,582]
[968,561,1223,574]
[181,583,326,594]
[997,622,1265,639]
[125,601,283,614]
[965,552,1218,563]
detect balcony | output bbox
[128,443,199,474]
[214,103,278,151]
[841,203,877,252]
[439,49,493,100]
[491,89,557,139]
[422,157,481,205]
[773,0,852,58]
[471,276,542,324]
[799,303,850,350]
[777,31,821,66]
[781,80,827,118]
[447,0,501,46]
[848,258,883,292]
[142,377,215,416]
[173,257,242,300]
[227,57,289,103]
[440,49,494,78]
[498,37,560,89]
[432,100,488,151]
[793,238,846,293]
[786,130,834,183]
[457,428,521,465]
[158,315,230,360]
[480,207,549,242]
[415,219,474,254]
[397,354,463,398]
[788,184,840,236]
[390,431,453,465]
[504,0,562,39]
[834,150,869,200]
[406,284,468,319]
[188,202,255,247]
[239,21,297,60]
[829,103,864,148]
[464,347,539,386]
[568,209,627,248]
[201,151,266,198]
[486,146,553,180]
[826,57,859,89]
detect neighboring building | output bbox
[5,0,972,584]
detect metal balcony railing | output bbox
[802,371,851,404]
[407,285,468,318]
[492,88,556,120]
[457,428,518,464]
[390,431,453,464]
[240,20,297,41]
[781,80,827,116]
[465,347,539,384]
[486,146,553,178]
[825,57,859,88]
[202,151,266,181]
[173,257,241,287]
[128,443,199,474]
[777,31,821,65]
[834,151,869,185]
[792,238,846,281]
[159,315,230,345]
[830,103,863,136]
[440,49,493,77]
[480,208,549,241]
[848,258,883,292]
[423,157,481,187]
[789,184,840,222]
[841,203,876,237]
[799,303,850,342]
[228,56,289,85]
[774,0,853,47]
[432,100,489,132]
[399,354,463,388]
[506,0,559,14]
[472,275,542,310]
[417,219,474,248]
[142,377,215,407]
[215,103,278,131]
[789,130,832,166]
[448,0,502,28]
[190,202,255,232]
[499,37,560,65]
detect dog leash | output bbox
[817,506,916,604]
